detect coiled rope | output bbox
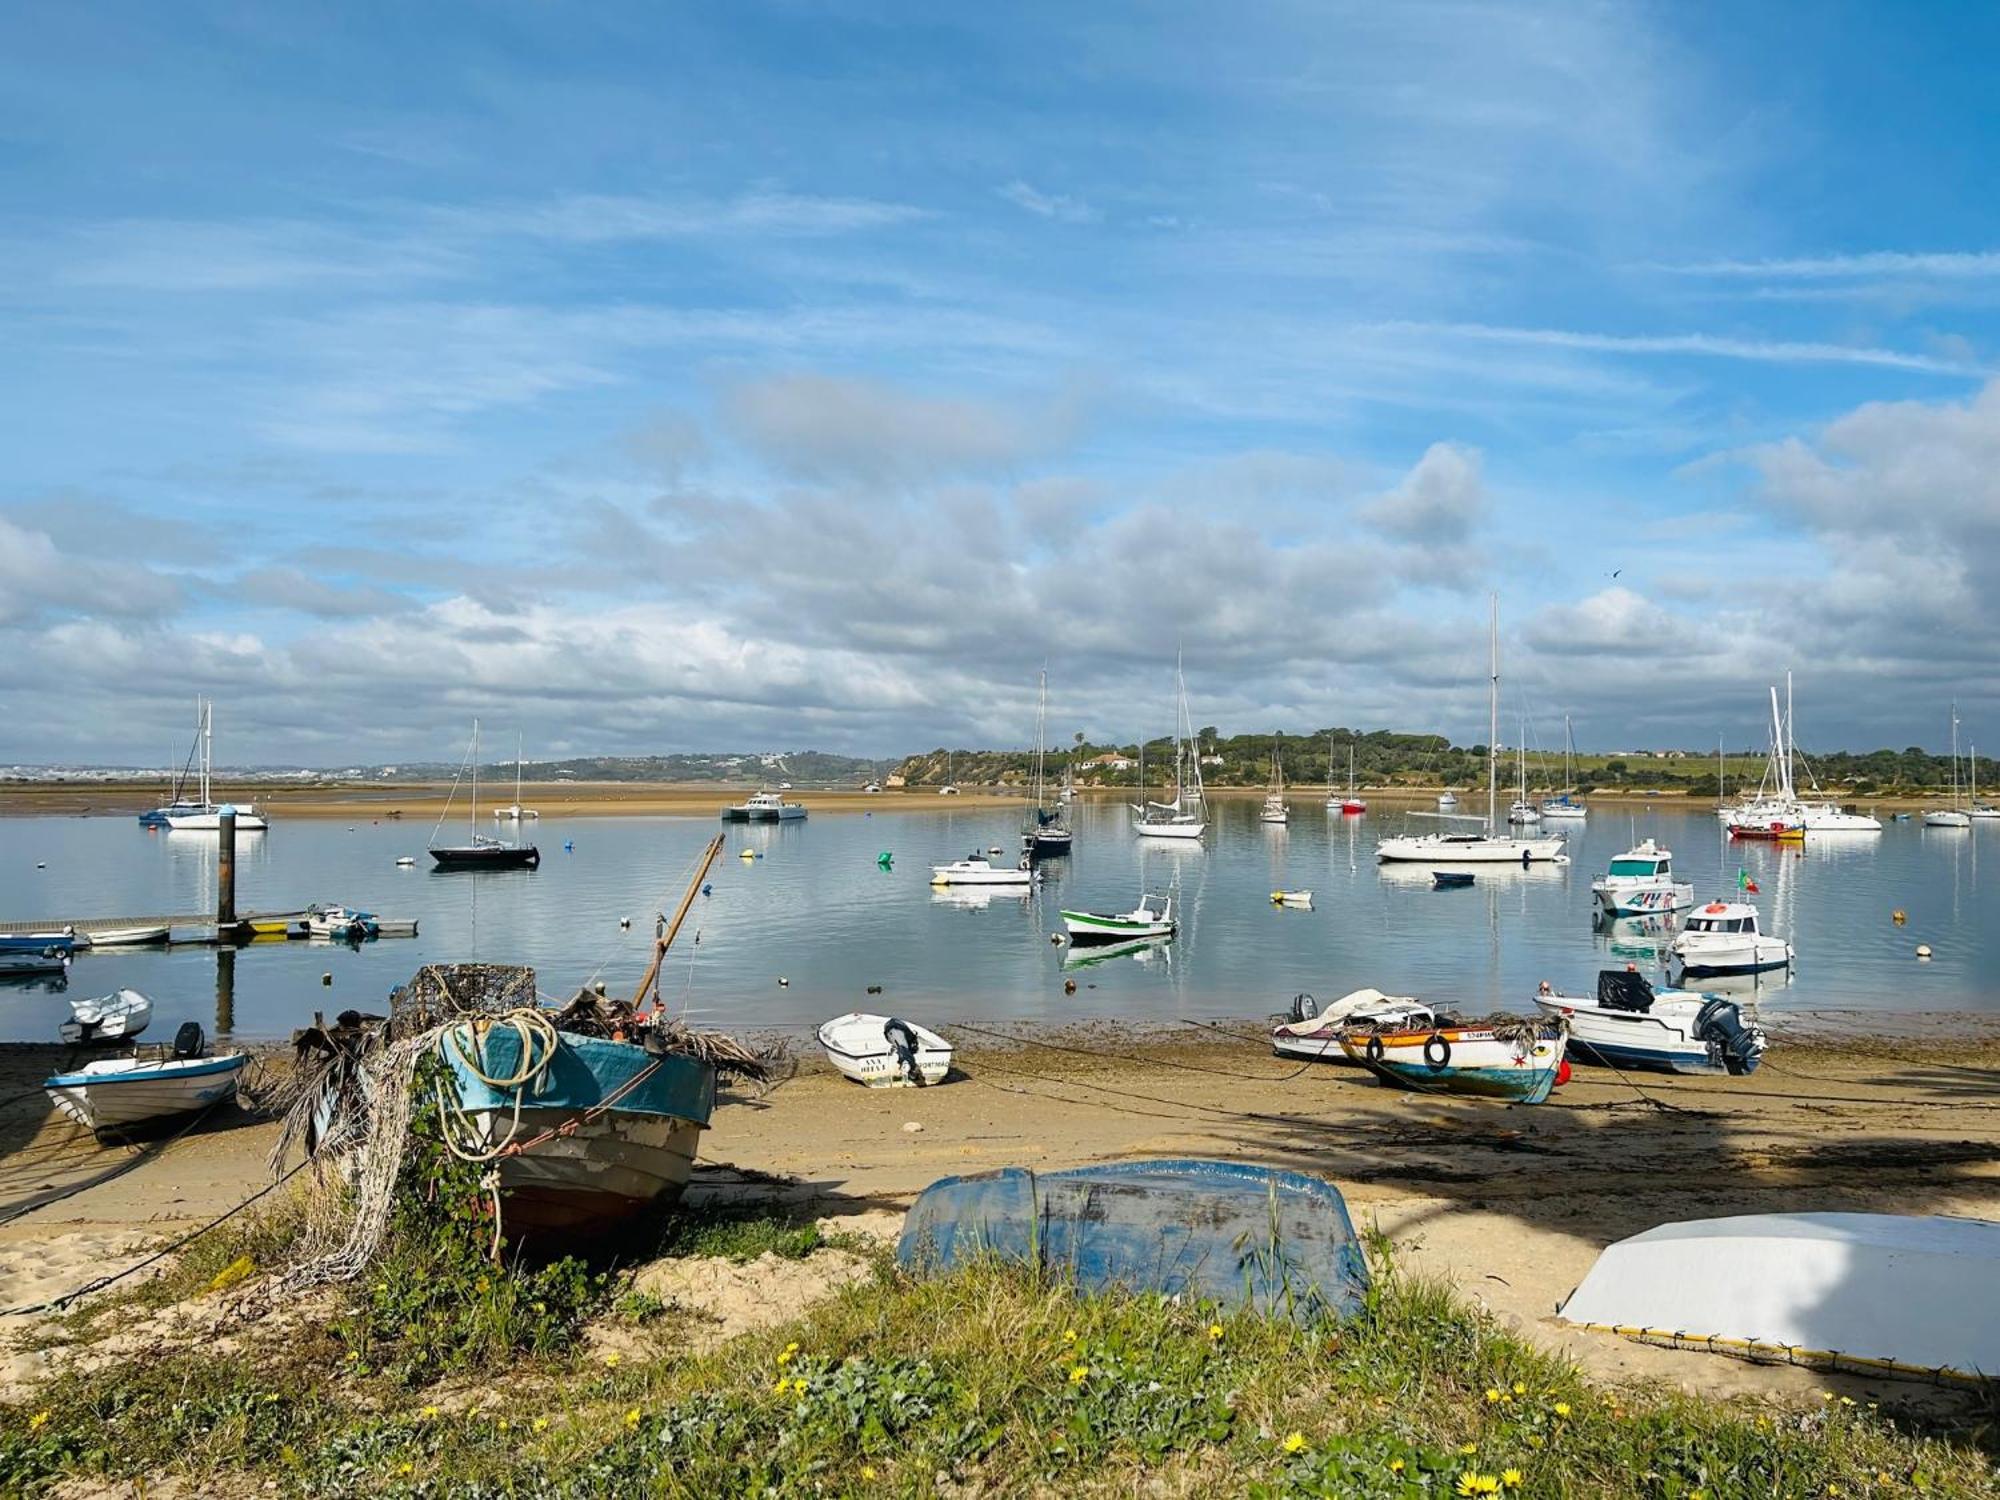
[433,1008,562,1163]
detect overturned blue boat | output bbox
[897,1158,1368,1318]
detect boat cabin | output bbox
[1683,902,1761,936]
[1605,841,1671,879]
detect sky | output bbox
[5,0,2000,765]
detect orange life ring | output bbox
[1704,901,1727,913]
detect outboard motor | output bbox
[1694,999,1766,1075]
[883,1017,922,1084]
[1289,993,1319,1024]
[171,1021,206,1059]
[1596,969,1655,1013]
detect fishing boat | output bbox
[1540,717,1587,820]
[493,733,540,821]
[0,952,69,977]
[1338,1018,1568,1102]
[818,1012,953,1087]
[1260,734,1289,825]
[1378,599,1565,865]
[60,989,152,1045]
[429,719,540,870]
[81,924,170,947]
[1925,703,1973,828]
[1023,669,1072,856]
[721,790,807,822]
[155,700,269,831]
[1532,970,1765,1075]
[1269,989,1437,1063]
[930,853,1036,886]
[1558,1213,2000,1385]
[1060,893,1174,942]
[897,1159,1368,1318]
[1590,839,1693,917]
[45,1024,247,1137]
[1132,655,1207,840]
[0,928,85,954]
[1670,900,1792,977]
[303,903,380,940]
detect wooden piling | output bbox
[217,806,237,925]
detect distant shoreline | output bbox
[0,780,1963,817]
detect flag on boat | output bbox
[1737,867,1759,894]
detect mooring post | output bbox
[217,805,237,926]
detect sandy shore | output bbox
[3,1018,1996,1404]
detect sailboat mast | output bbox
[1034,668,1048,810]
[471,718,480,834]
[516,731,524,811]
[1487,594,1499,832]
[1784,669,1795,801]
[201,697,212,808]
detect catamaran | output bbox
[1925,702,1972,828]
[430,719,541,869]
[1260,733,1289,825]
[1376,598,1566,865]
[1132,655,1207,840]
[148,699,269,832]
[1024,669,1073,856]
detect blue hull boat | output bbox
[1432,871,1475,889]
[897,1158,1368,1318]
[0,931,82,955]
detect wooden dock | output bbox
[0,911,419,944]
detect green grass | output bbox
[2,1233,1992,1498]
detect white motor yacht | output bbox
[1670,901,1793,977]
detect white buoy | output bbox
[619,916,631,929]
[778,976,789,986]
[1916,944,1933,961]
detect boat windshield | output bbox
[1607,858,1663,876]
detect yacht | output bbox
[1376,598,1566,865]
[1260,734,1288,825]
[1505,721,1541,824]
[1970,744,1999,820]
[1590,839,1694,917]
[429,719,539,869]
[1540,716,1587,820]
[1024,670,1073,856]
[1670,900,1792,977]
[148,699,269,832]
[1132,655,1207,840]
[1925,705,1973,828]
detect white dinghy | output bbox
[82,925,170,947]
[818,1012,953,1087]
[60,989,153,1045]
[1269,989,1437,1064]
[45,1023,247,1136]
[1559,1212,2000,1385]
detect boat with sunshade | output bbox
[1532,970,1765,1075]
[1559,1213,2000,1385]
[897,1159,1369,1318]
[818,1012,953,1087]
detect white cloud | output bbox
[1357,441,1485,543]
[1374,322,1985,376]
[996,181,1097,224]
[1654,251,2000,280]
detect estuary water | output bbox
[0,799,1990,1043]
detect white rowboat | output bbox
[61,989,152,1045]
[45,1048,247,1134]
[818,1012,952,1087]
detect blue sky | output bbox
[5,1,1999,763]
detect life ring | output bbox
[1704,901,1727,914]
[1364,1034,1385,1064]
[1423,1033,1451,1070]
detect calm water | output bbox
[0,801,1990,1043]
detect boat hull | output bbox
[1061,912,1173,940]
[1339,1026,1565,1102]
[429,844,540,870]
[1531,996,1759,1075]
[1591,881,1694,917]
[818,1013,953,1087]
[164,811,268,831]
[1134,820,1205,839]
[44,1054,247,1134]
[82,925,170,946]
[1378,834,1566,863]
[1670,938,1791,976]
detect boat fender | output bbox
[883,1017,921,1083]
[1364,1034,1385,1064]
[1423,1033,1451,1070]
[1289,993,1318,1023]
[1555,1059,1572,1088]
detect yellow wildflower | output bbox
[786,1340,799,1352]
[1503,1471,1524,1490]
[1281,1431,1308,1454]
[474,1276,489,1293]
[773,1377,791,1394]
[1389,1458,1406,1473]
[397,1461,414,1476]
[624,1408,641,1427]
[603,1351,622,1369]
[1460,1443,1479,1455]
[862,1466,878,1481]
[1553,1401,1571,1419]
[1485,1387,1503,1404]
[776,1348,794,1366]
[532,1416,549,1433]
[1839,1396,1856,1408]
[420,1406,440,1420]
[1069,1365,1089,1385]
[28,1411,49,1432]
[1457,1474,1502,1497]
[1207,1323,1225,1341]
[1062,1329,1078,1345]
[1512,1382,1526,1396]
[496,1418,509,1432]
[1876,1474,1893,1486]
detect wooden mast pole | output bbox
[633,833,726,1009]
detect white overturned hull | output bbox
[45,1054,247,1134]
[1559,1212,2000,1384]
[453,1105,701,1235]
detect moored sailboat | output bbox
[1024,669,1072,856]
[1133,655,1207,840]
[1260,733,1288,824]
[153,699,269,832]
[1925,704,1973,828]
[430,720,540,870]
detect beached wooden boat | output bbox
[818,1012,952,1086]
[1532,971,1765,1075]
[898,1159,1369,1317]
[1559,1212,2000,1385]
[1339,1019,1568,1102]
[61,988,152,1045]
[1269,989,1436,1063]
[45,1026,247,1135]
[439,1021,714,1236]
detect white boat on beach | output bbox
[930,853,1036,886]
[60,988,152,1045]
[1269,989,1437,1063]
[45,1025,247,1135]
[1061,893,1174,941]
[1532,970,1766,1075]
[1590,839,1693,917]
[818,1012,952,1087]
[1670,900,1792,977]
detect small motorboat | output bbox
[395,855,417,867]
[0,950,71,976]
[304,903,380,940]
[1269,989,1437,1063]
[898,1159,1368,1318]
[1591,839,1693,917]
[1670,900,1792,977]
[0,929,86,954]
[1270,890,1313,908]
[61,989,153,1045]
[44,1023,247,1137]
[1339,1019,1568,1102]
[1060,893,1174,942]
[930,853,1036,887]
[78,924,170,947]
[1431,870,1474,889]
[1436,791,1459,810]
[1532,970,1765,1075]
[818,1012,952,1087]
[1559,1213,2000,1385]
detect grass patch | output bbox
[649,1201,872,1263]
[2,1252,1992,1497]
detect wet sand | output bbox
[3,1018,1995,1403]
